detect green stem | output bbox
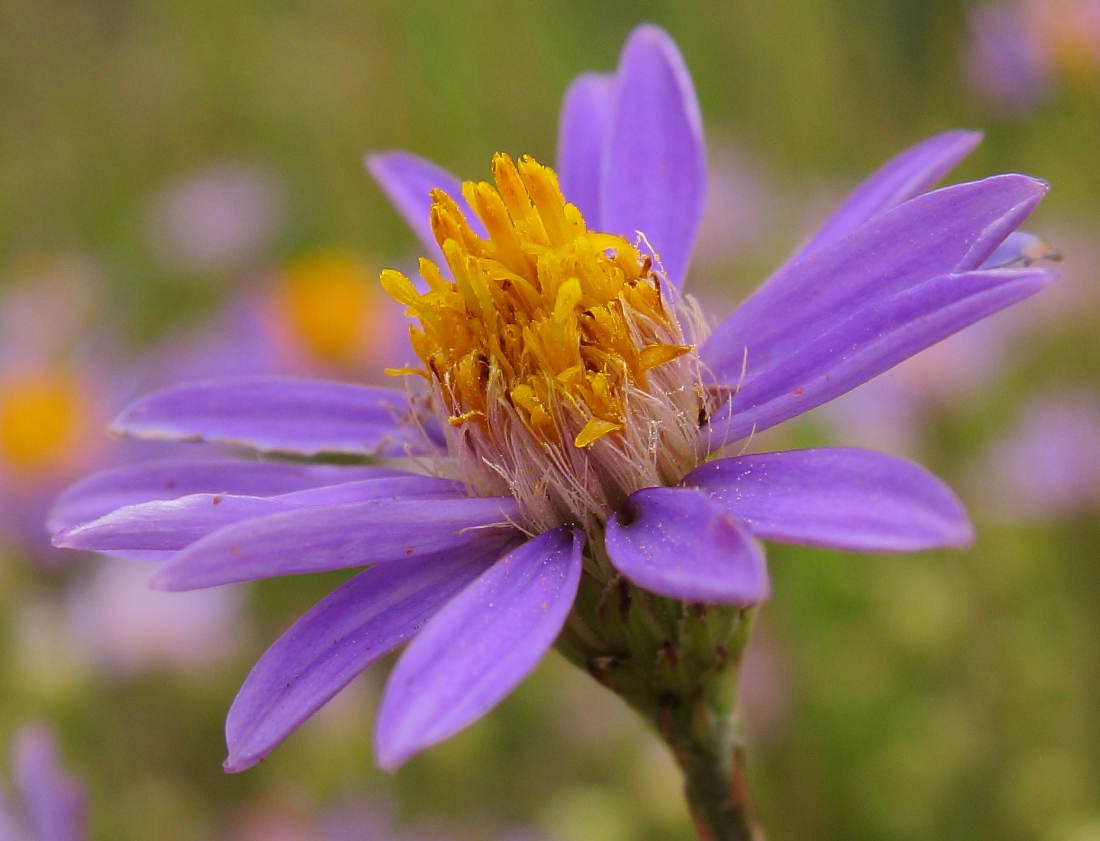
[555,561,765,841]
[659,695,762,841]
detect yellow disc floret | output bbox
[382,154,708,531]
[277,251,379,368]
[0,371,86,476]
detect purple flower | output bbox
[252,250,411,381]
[51,24,1055,774]
[965,0,1100,112]
[66,556,247,674]
[0,725,86,841]
[0,259,124,565]
[966,2,1052,112]
[973,391,1100,520]
[146,162,285,275]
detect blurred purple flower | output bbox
[0,259,119,564]
[966,2,1051,112]
[66,557,246,674]
[0,255,257,553]
[139,249,412,388]
[966,0,1100,112]
[693,143,774,268]
[254,250,410,382]
[146,163,285,274]
[975,392,1100,520]
[0,259,254,671]
[52,24,1054,774]
[0,725,86,841]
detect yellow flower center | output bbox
[381,153,707,531]
[1032,1,1100,78]
[0,372,85,476]
[277,251,379,367]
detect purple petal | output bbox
[374,527,583,771]
[365,151,487,265]
[224,544,511,772]
[604,486,769,604]
[706,267,1055,443]
[54,475,463,553]
[111,376,428,457]
[556,72,616,227]
[12,725,86,841]
[685,448,972,551]
[48,459,403,534]
[785,131,983,265]
[600,24,706,288]
[149,496,521,590]
[702,174,1049,386]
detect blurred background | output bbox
[0,0,1098,839]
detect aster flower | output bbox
[966,2,1052,112]
[146,162,285,275]
[966,0,1100,112]
[974,391,1100,520]
[51,23,1054,841]
[67,556,246,674]
[258,250,409,381]
[144,247,410,390]
[0,259,118,566]
[0,725,86,841]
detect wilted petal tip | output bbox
[222,753,252,774]
[50,530,72,549]
[999,172,1050,196]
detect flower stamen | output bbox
[382,153,707,531]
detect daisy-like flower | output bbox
[52,23,1054,840]
[0,259,118,566]
[259,249,408,381]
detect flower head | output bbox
[0,370,90,478]
[52,24,1056,774]
[269,250,404,376]
[382,152,705,532]
[0,260,120,564]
